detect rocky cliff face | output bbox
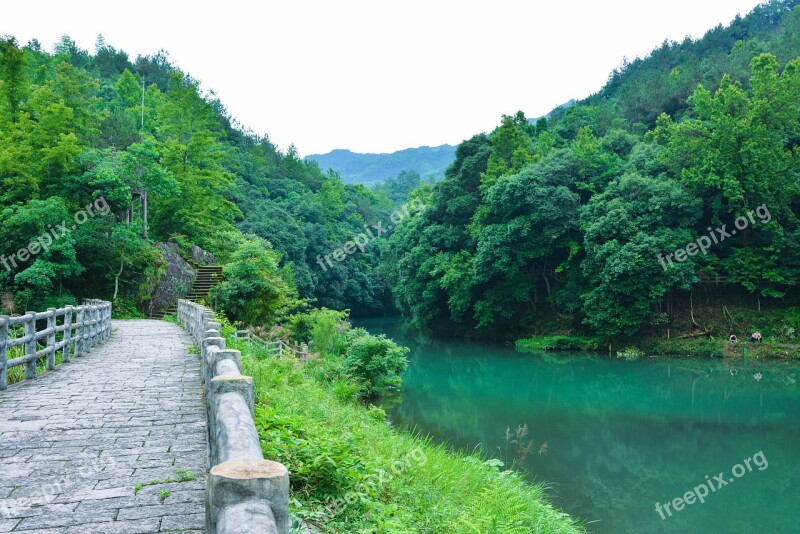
[190,245,217,265]
[146,243,195,317]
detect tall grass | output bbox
[239,340,584,533]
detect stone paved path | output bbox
[0,320,207,533]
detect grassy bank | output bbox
[516,335,604,352]
[517,333,799,359]
[225,330,583,533]
[517,334,799,359]
[517,304,800,359]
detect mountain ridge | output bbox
[306,143,456,184]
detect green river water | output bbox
[358,317,800,534]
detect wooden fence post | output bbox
[46,308,56,370]
[24,312,36,380]
[63,306,73,363]
[0,315,7,390]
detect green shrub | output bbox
[343,330,409,397]
[516,335,603,352]
[287,309,407,397]
[113,297,145,318]
[288,308,349,352]
[331,379,361,403]
[209,236,300,327]
[616,346,643,361]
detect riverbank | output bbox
[225,330,584,533]
[516,334,800,358]
[517,304,800,359]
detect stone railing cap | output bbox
[211,459,288,479]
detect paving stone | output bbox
[64,518,162,534]
[52,486,132,503]
[0,320,207,532]
[13,507,117,529]
[117,502,201,520]
[0,502,78,519]
[160,513,205,531]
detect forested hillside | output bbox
[3,0,800,346]
[384,0,800,341]
[306,144,455,185]
[0,36,396,318]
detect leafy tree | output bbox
[0,197,84,309]
[0,36,27,122]
[209,237,300,326]
[579,173,701,337]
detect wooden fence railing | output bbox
[233,330,309,360]
[0,299,112,390]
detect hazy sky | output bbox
[3,0,763,156]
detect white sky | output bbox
[2,0,763,156]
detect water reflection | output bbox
[358,317,800,533]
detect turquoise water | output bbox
[358,318,800,533]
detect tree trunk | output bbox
[141,189,148,239]
[690,289,701,328]
[113,258,124,301]
[542,272,553,310]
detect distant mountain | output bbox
[306,144,457,185]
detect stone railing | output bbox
[177,300,289,534]
[0,299,112,390]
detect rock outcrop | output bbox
[146,243,195,317]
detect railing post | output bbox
[102,303,107,336]
[85,306,92,350]
[63,306,73,363]
[0,315,8,390]
[46,308,56,370]
[104,303,111,340]
[75,306,85,357]
[90,306,97,349]
[23,312,36,380]
[98,305,104,342]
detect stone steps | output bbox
[152,265,223,319]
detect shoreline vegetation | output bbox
[216,314,584,534]
[516,304,800,359]
[516,334,800,359]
